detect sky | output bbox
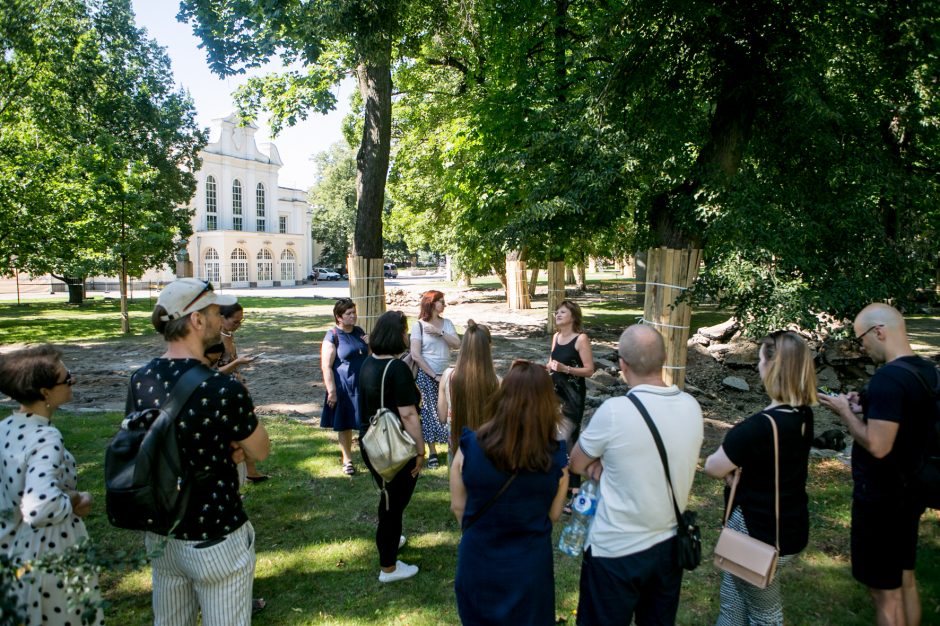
[130,1,353,191]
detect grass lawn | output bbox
[0,296,336,345]
[19,410,937,625]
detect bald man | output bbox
[570,324,703,625]
[819,303,937,626]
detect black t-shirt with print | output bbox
[722,405,814,555]
[130,358,258,540]
[852,356,938,502]
[357,356,421,435]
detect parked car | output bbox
[383,263,398,278]
[314,267,341,281]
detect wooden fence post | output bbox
[506,252,531,310]
[547,261,566,332]
[642,247,701,389]
[348,255,386,333]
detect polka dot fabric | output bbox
[0,412,104,625]
[130,358,258,541]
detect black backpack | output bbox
[104,364,213,533]
[890,358,940,509]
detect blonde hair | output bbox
[759,331,818,407]
[451,320,500,447]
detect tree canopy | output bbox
[0,0,205,294]
[385,0,940,330]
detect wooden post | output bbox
[506,252,531,310]
[565,266,576,284]
[547,261,566,332]
[642,246,701,389]
[348,255,386,333]
[527,265,539,299]
[622,255,635,278]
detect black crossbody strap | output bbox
[627,393,684,526]
[462,473,518,531]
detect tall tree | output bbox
[0,0,205,315]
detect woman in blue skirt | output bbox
[321,298,369,475]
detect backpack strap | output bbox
[162,364,215,418]
[378,358,394,410]
[887,358,940,397]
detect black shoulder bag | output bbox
[461,473,518,531]
[627,393,702,570]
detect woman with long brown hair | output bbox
[411,289,460,468]
[704,331,817,625]
[450,360,569,624]
[437,320,499,461]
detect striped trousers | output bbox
[715,508,794,626]
[145,521,255,626]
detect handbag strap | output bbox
[462,472,518,531]
[723,413,780,551]
[377,358,394,410]
[627,393,685,529]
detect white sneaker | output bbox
[399,535,407,549]
[378,560,419,583]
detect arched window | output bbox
[205,176,218,230]
[203,248,220,283]
[280,249,296,281]
[256,183,266,232]
[257,248,273,281]
[230,248,248,282]
[232,180,243,231]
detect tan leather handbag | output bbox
[713,413,780,589]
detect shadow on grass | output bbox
[53,412,940,625]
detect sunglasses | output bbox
[184,281,214,313]
[55,370,74,387]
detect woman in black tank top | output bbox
[547,300,594,495]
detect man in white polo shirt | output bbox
[571,324,703,625]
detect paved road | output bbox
[0,273,448,302]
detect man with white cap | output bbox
[129,278,269,626]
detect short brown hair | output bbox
[0,345,63,403]
[476,360,561,473]
[333,298,356,324]
[557,300,583,332]
[759,331,818,407]
[152,306,193,341]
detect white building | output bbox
[172,114,319,287]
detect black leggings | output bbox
[359,442,419,568]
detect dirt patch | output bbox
[4,283,937,459]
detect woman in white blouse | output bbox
[0,345,103,626]
[410,290,460,469]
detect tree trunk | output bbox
[351,45,392,317]
[348,255,385,334]
[576,262,586,291]
[547,260,566,332]
[120,257,130,334]
[505,251,531,310]
[527,265,539,298]
[353,52,392,258]
[642,247,701,389]
[565,266,575,284]
[52,275,85,305]
[634,250,647,294]
[622,255,635,278]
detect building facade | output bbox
[162,113,318,287]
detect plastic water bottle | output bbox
[558,479,599,556]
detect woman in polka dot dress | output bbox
[0,345,103,626]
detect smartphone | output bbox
[817,386,838,397]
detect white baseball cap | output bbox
[157,278,237,322]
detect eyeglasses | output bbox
[55,370,74,387]
[854,324,882,346]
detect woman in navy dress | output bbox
[450,360,570,625]
[321,298,369,475]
